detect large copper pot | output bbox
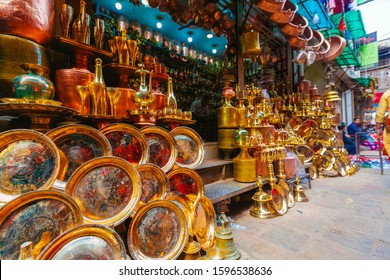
[315,39,331,61]
[267,0,297,24]
[279,13,308,37]
[256,0,286,13]
[0,34,50,98]
[285,26,313,51]
[55,68,93,114]
[307,30,324,52]
[0,0,54,46]
[322,36,347,62]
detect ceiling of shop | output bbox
[93,0,229,57]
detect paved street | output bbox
[227,168,390,259]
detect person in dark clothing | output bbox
[347,117,368,142]
[338,122,356,155]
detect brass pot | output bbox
[0,0,54,46]
[55,68,93,114]
[149,86,167,111]
[279,13,308,37]
[218,129,237,160]
[267,0,298,24]
[323,36,347,62]
[233,147,257,183]
[240,31,262,56]
[256,0,286,13]
[0,34,50,98]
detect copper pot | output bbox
[0,34,50,98]
[285,26,313,51]
[55,68,93,114]
[257,0,286,13]
[306,30,324,52]
[116,88,137,117]
[315,38,331,61]
[0,0,54,46]
[279,13,308,37]
[322,36,347,62]
[282,157,296,179]
[267,0,297,24]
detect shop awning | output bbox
[321,29,360,67]
[353,77,375,87]
[330,10,367,40]
[290,0,334,30]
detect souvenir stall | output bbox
[0,0,355,260]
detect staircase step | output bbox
[203,141,222,161]
[196,159,234,185]
[204,178,257,204]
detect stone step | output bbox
[203,141,223,161]
[196,159,233,185]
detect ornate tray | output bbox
[192,195,216,251]
[297,123,313,139]
[295,144,314,162]
[0,190,83,260]
[271,184,288,216]
[100,123,149,166]
[65,156,141,227]
[170,126,204,169]
[288,117,302,131]
[127,200,188,260]
[133,163,170,215]
[302,119,319,130]
[167,167,205,203]
[164,191,194,236]
[37,224,126,260]
[141,126,177,173]
[46,124,112,185]
[0,129,60,204]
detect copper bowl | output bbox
[256,0,286,13]
[285,26,313,51]
[267,0,298,24]
[306,30,325,52]
[315,39,331,61]
[323,36,347,62]
[279,13,308,37]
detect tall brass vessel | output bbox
[217,84,237,128]
[218,129,237,160]
[233,145,257,183]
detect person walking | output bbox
[375,89,390,155]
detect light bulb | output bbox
[141,0,149,6]
[188,37,193,43]
[207,33,213,39]
[212,49,217,54]
[115,2,122,10]
[156,22,162,29]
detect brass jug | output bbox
[133,68,155,110]
[217,84,237,128]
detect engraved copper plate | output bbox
[0,129,60,203]
[141,126,177,173]
[65,156,141,227]
[127,200,188,260]
[37,224,126,260]
[100,123,149,166]
[167,167,205,202]
[46,124,112,183]
[192,195,216,251]
[0,190,83,260]
[170,126,204,169]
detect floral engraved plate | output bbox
[128,200,188,260]
[0,129,60,204]
[100,123,149,166]
[141,126,177,173]
[65,156,141,227]
[167,167,205,203]
[192,196,216,251]
[134,163,169,214]
[37,224,126,260]
[46,124,112,185]
[170,127,204,169]
[0,190,83,260]
[164,191,194,236]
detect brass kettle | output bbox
[133,68,155,110]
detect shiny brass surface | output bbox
[192,195,216,251]
[233,146,257,183]
[213,212,240,259]
[0,0,54,45]
[217,97,237,128]
[293,178,309,202]
[181,236,201,260]
[218,129,237,160]
[240,30,262,57]
[250,177,278,219]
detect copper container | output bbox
[279,13,308,37]
[116,88,137,118]
[55,68,93,113]
[278,157,296,179]
[149,82,167,111]
[315,39,331,61]
[257,0,286,13]
[0,34,50,98]
[307,30,324,52]
[0,0,54,46]
[309,84,321,101]
[268,0,297,24]
[285,26,313,51]
[299,78,311,95]
[323,36,347,62]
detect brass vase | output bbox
[233,145,257,183]
[218,128,237,160]
[217,85,237,128]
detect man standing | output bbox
[375,89,390,155]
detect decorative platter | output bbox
[288,117,302,131]
[127,200,188,260]
[0,129,60,204]
[297,123,313,139]
[311,140,326,155]
[0,190,83,260]
[271,184,288,216]
[37,224,127,260]
[167,167,205,203]
[65,156,141,227]
[141,126,177,173]
[100,123,149,166]
[192,195,216,251]
[302,119,319,130]
[335,158,347,177]
[170,126,204,169]
[133,163,170,215]
[164,191,194,236]
[295,144,314,163]
[46,124,112,184]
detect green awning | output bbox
[330,10,367,39]
[321,29,360,67]
[354,77,375,87]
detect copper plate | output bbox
[141,126,178,173]
[127,200,188,260]
[167,167,205,203]
[46,124,112,184]
[65,156,141,227]
[37,224,126,260]
[192,195,216,251]
[133,163,170,215]
[0,190,83,259]
[100,123,149,166]
[0,129,60,204]
[171,126,205,169]
[288,116,302,131]
[271,184,288,215]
